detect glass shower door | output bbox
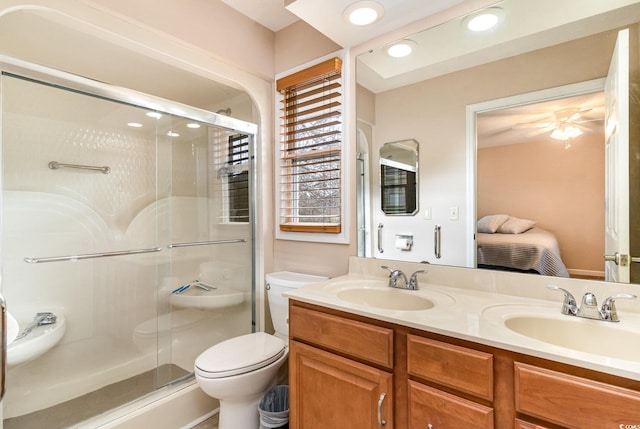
[0,64,255,427]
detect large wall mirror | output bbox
[356,0,640,283]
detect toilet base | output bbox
[218,394,263,429]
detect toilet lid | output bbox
[195,332,286,378]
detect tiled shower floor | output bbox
[3,365,190,429]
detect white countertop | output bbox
[285,258,640,381]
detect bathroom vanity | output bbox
[286,257,640,428]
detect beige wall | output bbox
[275,20,342,74]
[477,135,605,273]
[271,22,351,279]
[357,84,376,125]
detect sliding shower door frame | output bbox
[0,53,259,425]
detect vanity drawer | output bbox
[514,362,640,427]
[289,304,393,368]
[407,334,494,401]
[514,419,552,429]
[409,380,494,428]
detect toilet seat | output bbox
[195,332,286,379]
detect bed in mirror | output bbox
[355,0,640,283]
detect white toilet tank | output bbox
[265,271,328,340]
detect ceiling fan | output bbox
[512,107,601,140]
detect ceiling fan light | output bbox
[564,125,583,138]
[550,125,583,140]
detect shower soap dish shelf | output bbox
[170,286,244,310]
[8,313,66,368]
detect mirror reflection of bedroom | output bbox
[476,91,606,281]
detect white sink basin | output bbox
[483,304,640,361]
[326,279,455,311]
[337,288,434,311]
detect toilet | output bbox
[194,271,328,429]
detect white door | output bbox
[604,29,630,283]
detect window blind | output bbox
[277,57,343,233]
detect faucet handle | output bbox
[381,265,399,287]
[408,270,427,290]
[381,266,394,276]
[547,285,578,315]
[601,293,637,322]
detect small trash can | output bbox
[258,385,289,429]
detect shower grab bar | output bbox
[49,161,111,174]
[168,239,246,248]
[24,247,162,264]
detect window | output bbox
[216,132,250,223]
[226,134,249,222]
[276,57,343,234]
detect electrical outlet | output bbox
[449,206,459,220]
[424,207,432,220]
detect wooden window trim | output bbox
[277,57,343,234]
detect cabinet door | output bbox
[290,340,393,429]
[409,380,494,429]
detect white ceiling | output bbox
[222,0,466,46]
[285,0,466,48]
[221,0,299,32]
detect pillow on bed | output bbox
[477,214,509,233]
[497,216,536,234]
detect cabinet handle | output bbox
[377,392,387,426]
[428,424,434,429]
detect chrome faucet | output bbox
[381,266,427,290]
[547,285,636,322]
[408,270,427,290]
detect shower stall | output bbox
[0,56,257,427]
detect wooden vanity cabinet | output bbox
[288,300,640,429]
[288,304,394,428]
[407,334,495,428]
[514,362,640,428]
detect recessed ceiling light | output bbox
[167,131,180,137]
[146,112,162,119]
[127,122,143,128]
[386,40,417,58]
[186,123,201,129]
[464,7,504,32]
[343,1,384,26]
